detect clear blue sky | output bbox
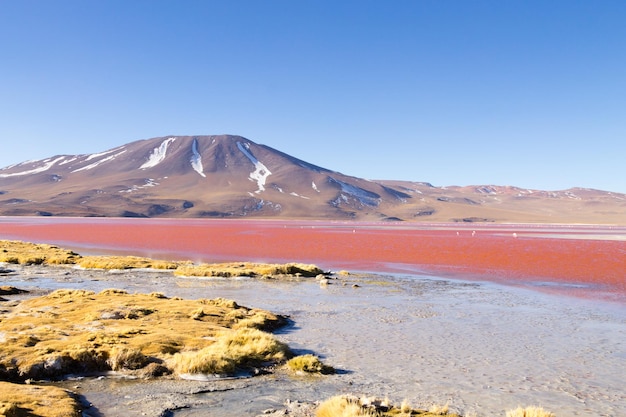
[1,0,625,193]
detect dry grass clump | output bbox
[107,347,150,371]
[76,255,178,270]
[1,240,327,280]
[0,240,79,265]
[506,407,555,417]
[315,395,461,417]
[0,382,81,417]
[0,289,289,381]
[170,327,290,375]
[316,395,377,417]
[316,396,556,417]
[173,262,324,278]
[286,354,335,374]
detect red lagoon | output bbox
[1,217,625,302]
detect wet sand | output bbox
[2,264,625,417]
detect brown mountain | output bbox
[0,135,624,224]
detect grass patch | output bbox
[0,240,326,279]
[0,381,81,417]
[286,354,335,374]
[316,395,462,417]
[170,327,290,375]
[173,262,323,278]
[0,289,290,381]
[315,396,557,417]
[76,255,179,270]
[316,395,377,417]
[0,241,79,265]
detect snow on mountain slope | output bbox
[190,138,206,177]
[0,157,66,178]
[236,141,272,193]
[72,149,127,172]
[140,137,176,169]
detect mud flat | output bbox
[1,262,625,417]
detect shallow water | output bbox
[4,265,625,417]
[2,217,625,302]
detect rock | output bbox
[0,286,27,295]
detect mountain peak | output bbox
[1,135,624,223]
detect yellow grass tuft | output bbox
[286,354,335,374]
[429,403,450,415]
[400,399,412,413]
[168,347,237,375]
[316,395,462,417]
[0,289,290,381]
[1,240,327,281]
[506,406,555,417]
[170,328,290,375]
[0,240,79,265]
[76,255,178,270]
[173,261,324,278]
[0,381,81,417]
[107,347,150,371]
[0,240,324,278]
[316,396,377,417]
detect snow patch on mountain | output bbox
[141,137,176,169]
[84,147,123,162]
[290,192,310,199]
[190,138,206,177]
[0,157,65,177]
[72,150,127,172]
[312,182,320,192]
[237,141,272,193]
[120,178,160,193]
[328,177,380,206]
[59,157,77,166]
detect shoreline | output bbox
[2,260,625,416]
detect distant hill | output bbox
[0,135,624,223]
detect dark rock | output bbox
[0,286,28,295]
[454,217,494,223]
[414,207,435,216]
[148,204,173,216]
[121,211,148,218]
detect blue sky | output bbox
[1,0,625,193]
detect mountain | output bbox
[1,135,625,223]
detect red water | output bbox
[1,217,625,302]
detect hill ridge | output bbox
[0,135,624,224]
